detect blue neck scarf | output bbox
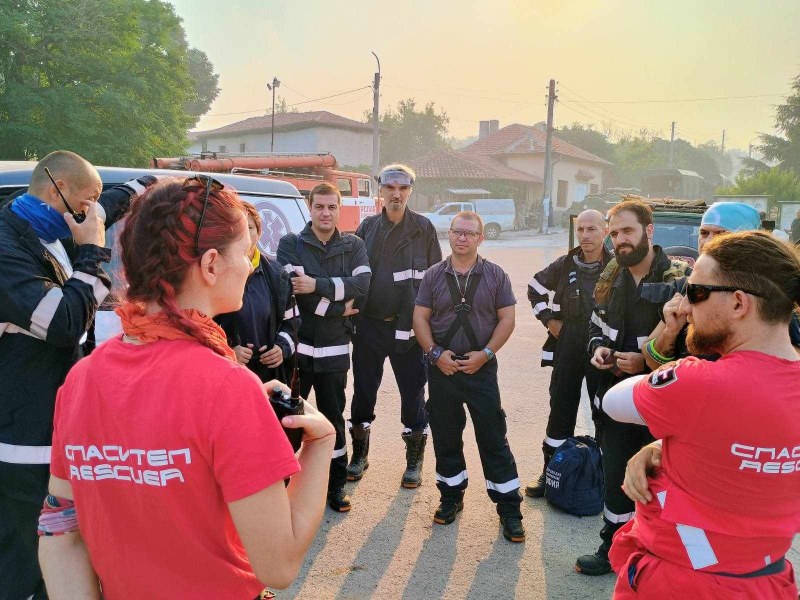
[10,193,73,243]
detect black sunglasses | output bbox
[44,167,85,223]
[184,176,223,257]
[685,283,765,304]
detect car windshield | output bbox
[653,220,699,249]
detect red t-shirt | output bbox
[631,352,800,573]
[50,337,300,599]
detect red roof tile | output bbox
[410,150,542,183]
[194,111,371,138]
[463,124,612,165]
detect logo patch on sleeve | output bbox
[648,365,678,388]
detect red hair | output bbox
[119,178,246,355]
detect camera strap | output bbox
[440,272,482,351]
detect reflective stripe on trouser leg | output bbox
[599,413,654,525]
[462,362,521,515]
[426,366,469,500]
[300,370,348,490]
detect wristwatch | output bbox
[482,347,495,361]
[427,345,445,365]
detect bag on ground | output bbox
[544,435,604,517]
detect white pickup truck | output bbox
[419,198,516,240]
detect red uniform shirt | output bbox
[50,337,300,599]
[630,352,800,573]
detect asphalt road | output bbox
[284,230,799,600]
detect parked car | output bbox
[0,165,309,345]
[420,198,515,240]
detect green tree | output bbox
[186,47,220,126]
[753,73,800,172]
[369,99,449,164]
[0,0,218,165]
[716,168,800,204]
[556,123,616,163]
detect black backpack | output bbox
[544,435,604,517]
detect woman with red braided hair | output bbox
[37,177,335,599]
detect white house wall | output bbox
[188,126,372,167]
[502,155,605,207]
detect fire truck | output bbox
[151,152,381,232]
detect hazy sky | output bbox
[170,0,800,150]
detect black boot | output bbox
[401,430,427,489]
[524,441,557,498]
[327,487,352,513]
[500,515,526,543]
[433,495,464,525]
[346,423,370,481]
[575,522,620,576]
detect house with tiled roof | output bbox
[189,111,373,168]
[410,120,612,216]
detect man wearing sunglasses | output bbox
[576,199,692,576]
[347,164,441,489]
[0,150,155,600]
[601,231,800,598]
[524,209,612,499]
[413,211,524,543]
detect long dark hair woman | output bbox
[37,178,334,599]
[215,202,299,383]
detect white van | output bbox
[420,198,516,240]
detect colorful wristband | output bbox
[646,339,674,364]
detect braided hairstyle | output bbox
[119,178,246,352]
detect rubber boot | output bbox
[575,522,621,576]
[346,423,370,481]
[524,441,557,498]
[401,430,427,489]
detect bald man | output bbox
[0,151,154,600]
[525,210,612,498]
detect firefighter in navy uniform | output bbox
[575,199,690,576]
[0,151,154,600]
[524,210,611,498]
[277,182,371,513]
[347,164,441,488]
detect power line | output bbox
[559,93,786,105]
[282,83,310,99]
[558,83,663,128]
[204,85,372,117]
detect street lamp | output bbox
[267,76,281,152]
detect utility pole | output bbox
[749,143,753,159]
[267,76,281,152]
[541,78,556,234]
[721,129,726,155]
[371,52,381,179]
[669,121,675,168]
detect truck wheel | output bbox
[484,223,501,240]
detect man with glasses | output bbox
[0,150,154,600]
[413,211,524,543]
[347,164,441,489]
[575,199,691,576]
[277,181,371,513]
[524,209,612,499]
[602,231,800,598]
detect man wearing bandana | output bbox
[0,150,154,600]
[347,164,442,489]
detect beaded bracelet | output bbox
[645,339,675,364]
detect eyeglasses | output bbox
[44,167,85,223]
[184,176,223,256]
[449,228,481,240]
[685,283,765,304]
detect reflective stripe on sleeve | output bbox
[528,277,550,295]
[532,302,548,316]
[393,269,426,282]
[73,271,110,305]
[315,298,330,316]
[331,277,345,301]
[297,343,350,358]
[551,303,561,311]
[395,329,414,340]
[278,331,295,355]
[435,470,468,487]
[352,265,371,276]
[29,287,64,339]
[542,350,554,361]
[283,264,306,276]
[0,442,51,464]
[283,306,299,320]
